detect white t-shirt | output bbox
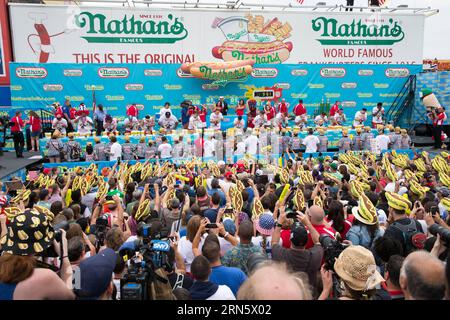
[372,107,385,124]
[253,114,267,128]
[76,116,93,134]
[159,107,172,117]
[110,142,122,161]
[189,116,203,130]
[314,115,328,124]
[302,135,320,153]
[375,134,390,151]
[210,113,223,130]
[158,143,173,159]
[52,118,68,134]
[353,111,367,127]
[235,141,246,155]
[233,118,245,128]
[178,236,203,273]
[207,285,236,300]
[158,115,178,129]
[245,135,259,155]
[203,140,215,158]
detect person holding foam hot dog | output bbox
[216,96,228,116]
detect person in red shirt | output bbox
[127,103,139,119]
[28,111,42,152]
[246,100,257,128]
[236,99,246,117]
[325,200,352,240]
[277,98,289,116]
[9,111,25,158]
[293,99,307,126]
[264,102,276,123]
[198,104,208,124]
[428,106,447,149]
[305,205,336,249]
[330,101,340,117]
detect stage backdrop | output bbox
[9,4,425,65]
[10,63,422,121]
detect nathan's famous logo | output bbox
[181,61,253,87]
[385,68,410,78]
[320,68,346,78]
[43,84,64,92]
[16,67,47,78]
[74,12,188,44]
[98,67,129,78]
[312,17,405,45]
[211,15,293,64]
[251,68,278,78]
[125,84,144,91]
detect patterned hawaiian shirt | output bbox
[221,243,262,275]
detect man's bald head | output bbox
[400,250,446,300]
[309,205,325,224]
[237,262,311,300]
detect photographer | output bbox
[0,209,74,300]
[319,246,384,300]
[271,207,323,294]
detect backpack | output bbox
[69,142,81,159]
[149,268,175,300]
[390,219,426,254]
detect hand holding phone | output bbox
[205,223,218,229]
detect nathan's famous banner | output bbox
[10,63,422,122]
[9,4,425,65]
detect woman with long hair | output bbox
[28,111,41,152]
[236,99,246,117]
[46,130,64,163]
[326,200,352,239]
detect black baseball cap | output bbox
[290,223,308,247]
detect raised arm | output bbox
[192,218,208,257]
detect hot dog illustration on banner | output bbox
[211,15,293,64]
[26,12,74,63]
[180,60,254,87]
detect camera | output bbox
[120,222,172,300]
[93,215,110,251]
[429,224,450,247]
[320,234,346,272]
[54,220,70,243]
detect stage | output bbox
[0,151,42,181]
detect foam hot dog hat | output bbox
[421,88,441,109]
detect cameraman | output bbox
[271,206,323,294]
[0,209,74,300]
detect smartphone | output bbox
[430,206,438,215]
[205,223,218,229]
[224,208,234,214]
[117,158,121,165]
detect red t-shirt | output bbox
[236,105,245,116]
[10,116,24,132]
[278,103,288,114]
[28,116,41,132]
[194,138,204,156]
[305,223,336,249]
[330,104,340,116]
[199,108,207,122]
[127,105,138,117]
[280,229,291,249]
[294,103,306,116]
[325,217,352,240]
[266,106,276,120]
[69,108,77,120]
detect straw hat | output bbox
[364,126,371,132]
[334,246,384,291]
[395,127,401,133]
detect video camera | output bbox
[93,215,109,251]
[320,234,348,297]
[120,223,172,300]
[429,223,450,247]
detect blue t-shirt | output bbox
[181,107,190,125]
[246,187,255,205]
[62,105,70,117]
[209,265,247,296]
[203,208,219,224]
[207,189,226,207]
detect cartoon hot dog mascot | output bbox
[211,14,293,64]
